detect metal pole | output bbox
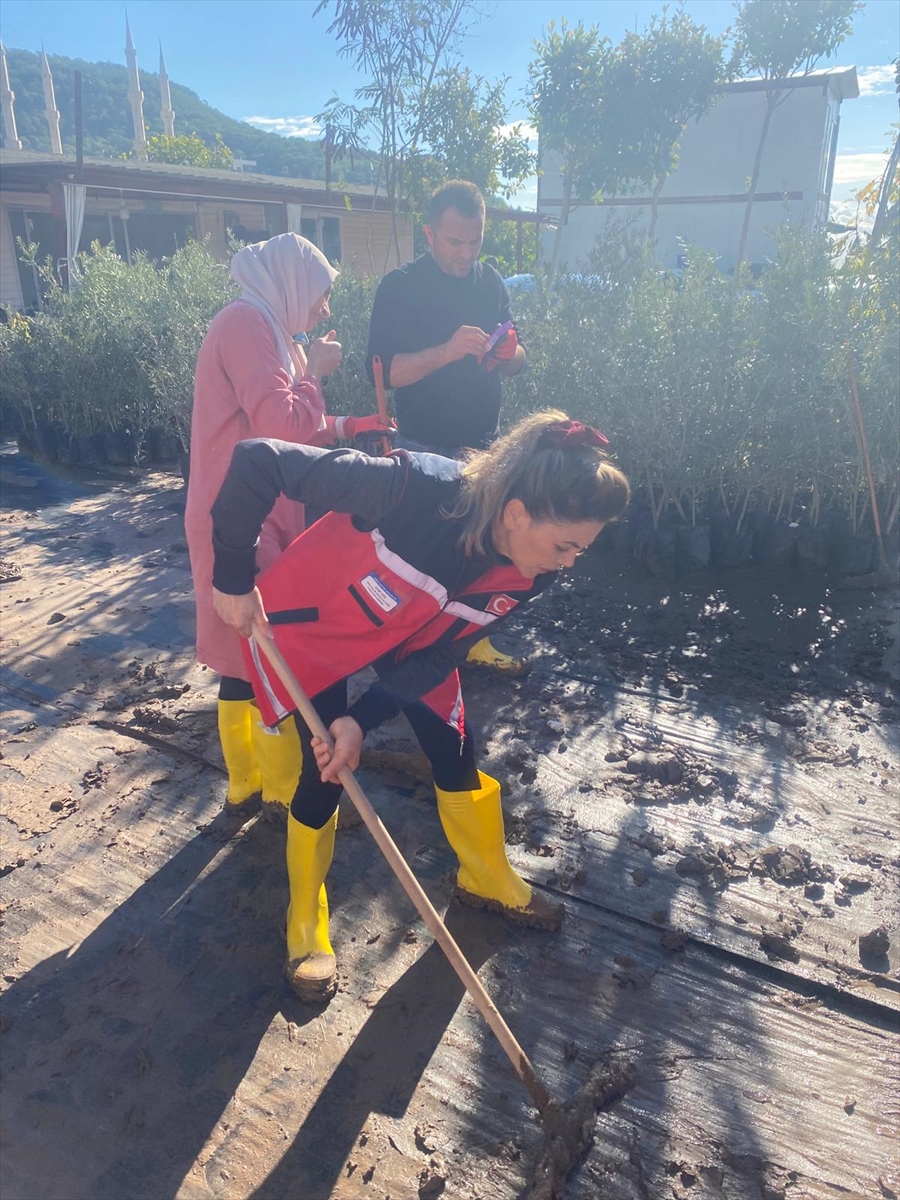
[74,70,83,182]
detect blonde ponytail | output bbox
[447,410,631,556]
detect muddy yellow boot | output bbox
[435,772,563,931]
[465,637,528,676]
[284,811,338,1003]
[217,699,262,813]
[252,712,302,821]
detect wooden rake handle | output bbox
[371,355,391,456]
[253,630,551,1113]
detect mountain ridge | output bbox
[2,46,373,184]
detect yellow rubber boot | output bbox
[435,772,563,931]
[465,637,528,676]
[284,811,338,1003]
[252,712,302,821]
[217,699,262,812]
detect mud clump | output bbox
[524,1056,635,1200]
[418,1152,448,1199]
[754,843,834,887]
[859,925,890,959]
[626,751,684,784]
[675,842,755,890]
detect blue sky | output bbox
[2,0,897,217]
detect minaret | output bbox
[0,42,23,150]
[158,42,175,138]
[41,46,63,154]
[125,15,147,159]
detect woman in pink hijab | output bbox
[186,233,387,820]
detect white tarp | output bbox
[62,182,86,285]
[286,202,303,235]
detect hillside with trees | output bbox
[2,46,374,183]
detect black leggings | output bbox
[218,676,255,702]
[291,680,480,829]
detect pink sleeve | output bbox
[218,304,327,443]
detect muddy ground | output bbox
[1,447,898,1200]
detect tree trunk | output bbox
[550,175,571,275]
[648,172,667,243]
[736,98,775,272]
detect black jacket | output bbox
[212,440,555,730]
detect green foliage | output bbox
[314,0,482,267]
[138,132,235,169]
[503,223,897,535]
[527,20,615,201]
[730,0,863,81]
[408,67,536,209]
[611,8,729,197]
[2,228,896,543]
[529,11,728,261]
[730,0,863,266]
[480,211,539,277]
[0,239,237,459]
[3,46,372,183]
[318,271,380,416]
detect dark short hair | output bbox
[428,180,486,226]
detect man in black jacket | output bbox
[366,180,527,671]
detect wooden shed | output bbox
[0,148,414,310]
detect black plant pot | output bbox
[710,517,754,568]
[104,430,137,465]
[57,432,81,467]
[795,524,828,570]
[16,430,37,457]
[677,522,711,570]
[33,422,59,463]
[74,434,107,467]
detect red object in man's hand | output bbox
[483,327,518,371]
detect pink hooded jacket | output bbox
[185,234,338,680]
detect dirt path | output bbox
[1,451,898,1200]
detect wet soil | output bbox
[1,448,898,1200]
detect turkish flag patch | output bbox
[486,593,517,617]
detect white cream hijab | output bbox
[230,233,338,380]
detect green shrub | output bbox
[2,239,236,461]
[1,226,897,545]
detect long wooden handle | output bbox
[253,630,550,1113]
[372,355,389,424]
[371,355,391,456]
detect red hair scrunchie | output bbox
[543,419,609,448]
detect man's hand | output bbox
[312,716,363,784]
[483,328,519,372]
[307,330,343,379]
[212,586,273,640]
[443,325,490,365]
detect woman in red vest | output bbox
[211,409,630,1002]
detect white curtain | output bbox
[286,202,303,234]
[62,182,86,285]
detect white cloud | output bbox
[499,120,538,145]
[857,64,897,97]
[830,196,873,232]
[832,151,890,186]
[243,115,322,139]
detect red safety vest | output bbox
[242,509,537,730]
